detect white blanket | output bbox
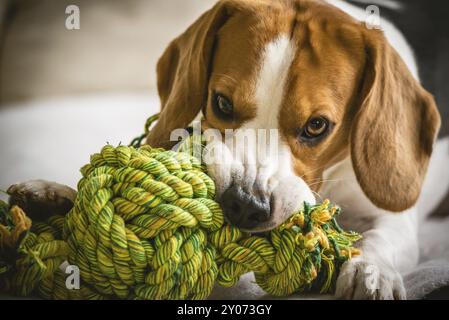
[1,93,448,299]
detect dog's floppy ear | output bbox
[146,1,240,148]
[351,29,441,212]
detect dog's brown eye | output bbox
[300,117,330,141]
[213,93,233,117]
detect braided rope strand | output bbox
[0,144,361,299]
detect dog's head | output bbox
[147,0,440,231]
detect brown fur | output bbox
[351,28,441,212]
[146,0,441,213]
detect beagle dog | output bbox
[8,0,447,300]
[145,0,445,299]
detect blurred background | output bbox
[0,0,215,189]
[0,0,216,102]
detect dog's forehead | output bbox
[211,1,364,130]
[210,9,296,125]
[214,6,295,74]
[245,35,296,130]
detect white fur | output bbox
[347,0,403,10]
[252,35,296,130]
[321,158,417,299]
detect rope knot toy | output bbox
[1,143,361,300]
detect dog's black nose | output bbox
[221,186,271,229]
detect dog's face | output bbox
[147,0,440,232]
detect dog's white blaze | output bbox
[246,35,296,130]
[243,35,299,184]
[238,35,297,182]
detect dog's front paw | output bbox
[7,180,77,220]
[335,257,406,300]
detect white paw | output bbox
[335,257,406,300]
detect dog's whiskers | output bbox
[296,164,329,181]
[310,189,324,202]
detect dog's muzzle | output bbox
[220,185,271,229]
[203,129,316,232]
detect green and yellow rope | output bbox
[0,115,361,299]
